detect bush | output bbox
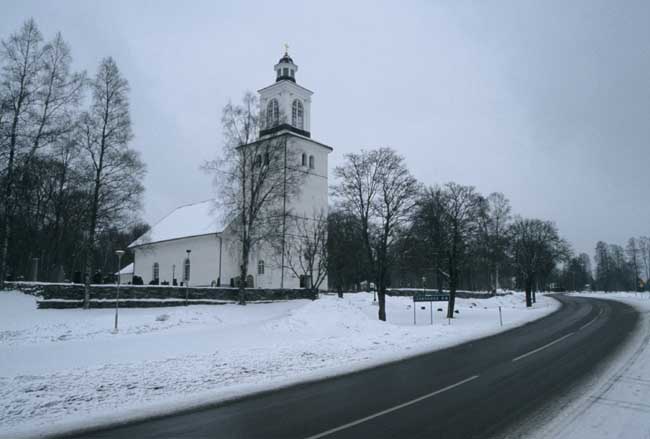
[132,275,144,285]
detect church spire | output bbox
[274,45,298,83]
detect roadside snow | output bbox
[526,292,650,439]
[0,290,558,438]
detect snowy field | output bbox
[527,292,650,439]
[0,290,558,438]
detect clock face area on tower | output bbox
[258,50,313,139]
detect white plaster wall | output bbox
[259,81,312,132]
[133,234,223,287]
[288,136,329,218]
[118,273,133,285]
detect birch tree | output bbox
[204,92,304,305]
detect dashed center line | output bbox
[580,317,598,331]
[303,375,480,439]
[512,332,575,362]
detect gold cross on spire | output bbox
[283,43,289,55]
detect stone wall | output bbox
[4,282,317,309]
[387,289,504,299]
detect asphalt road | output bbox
[64,295,640,439]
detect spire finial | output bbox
[283,43,289,56]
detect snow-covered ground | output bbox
[525,292,650,439]
[0,290,558,438]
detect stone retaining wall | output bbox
[387,289,504,299]
[4,282,317,308]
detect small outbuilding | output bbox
[115,262,134,285]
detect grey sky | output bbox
[3,0,649,257]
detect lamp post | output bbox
[114,250,125,333]
[185,249,191,305]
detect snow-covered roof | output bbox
[115,262,134,275]
[128,200,226,248]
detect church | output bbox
[128,50,332,290]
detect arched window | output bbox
[152,262,159,281]
[292,100,304,129]
[258,260,265,275]
[266,99,279,128]
[309,155,315,169]
[183,258,190,282]
[301,153,307,166]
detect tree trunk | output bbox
[446,251,458,318]
[447,271,457,319]
[378,288,386,321]
[84,195,99,309]
[238,241,249,306]
[84,136,105,308]
[0,110,21,289]
[525,277,533,307]
[238,264,248,305]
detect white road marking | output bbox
[512,332,575,362]
[303,375,480,439]
[580,317,598,331]
[580,307,605,331]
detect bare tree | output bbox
[485,192,511,291]
[79,57,145,307]
[334,147,419,321]
[25,32,85,167]
[0,19,44,288]
[626,237,641,291]
[327,208,368,295]
[639,236,650,287]
[204,92,304,305]
[283,211,328,291]
[410,186,449,293]
[509,218,567,307]
[439,182,485,317]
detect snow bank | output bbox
[0,290,558,438]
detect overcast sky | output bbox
[3,0,649,257]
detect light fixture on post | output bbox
[114,250,125,333]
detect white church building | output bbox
[128,51,332,290]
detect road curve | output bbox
[62,295,640,439]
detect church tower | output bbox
[258,47,313,138]
[254,47,333,289]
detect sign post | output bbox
[413,292,449,326]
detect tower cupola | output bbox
[259,46,313,138]
[274,45,298,82]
